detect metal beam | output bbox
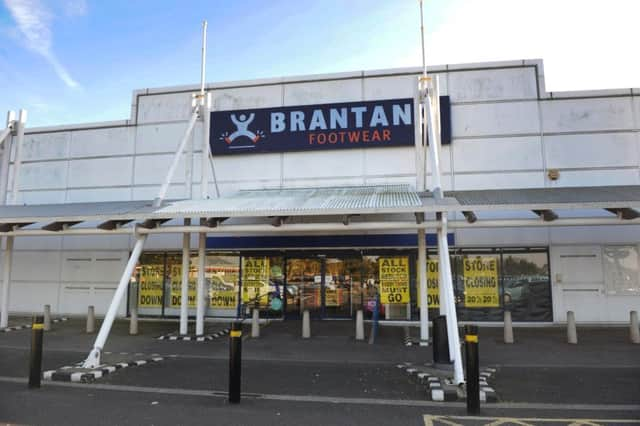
[462,211,477,223]
[41,221,82,231]
[532,209,558,222]
[97,219,133,230]
[139,218,170,229]
[271,216,288,227]
[606,208,640,220]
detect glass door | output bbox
[324,258,361,318]
[285,258,323,318]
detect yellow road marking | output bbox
[423,415,639,425]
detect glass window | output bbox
[134,253,165,316]
[603,246,640,295]
[207,255,240,318]
[454,253,502,321]
[502,252,552,321]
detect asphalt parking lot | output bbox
[0,316,638,425]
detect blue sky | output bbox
[1,0,639,127]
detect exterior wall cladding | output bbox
[2,59,639,323]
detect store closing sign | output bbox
[169,265,197,308]
[463,256,500,308]
[242,257,270,304]
[211,291,237,309]
[379,257,410,304]
[138,265,163,308]
[417,259,440,308]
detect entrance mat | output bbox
[396,362,497,402]
[43,356,164,383]
[156,328,230,342]
[1,317,68,332]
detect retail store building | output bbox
[1,59,639,325]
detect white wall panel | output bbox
[364,147,415,176]
[283,150,364,179]
[550,225,640,245]
[541,98,634,133]
[10,282,59,313]
[451,102,539,137]
[212,85,283,111]
[544,133,639,169]
[282,177,365,188]
[12,251,61,281]
[448,67,537,102]
[137,93,193,123]
[135,122,192,154]
[70,127,134,158]
[547,169,639,187]
[131,184,190,201]
[62,235,131,251]
[68,157,134,188]
[550,245,603,284]
[13,236,62,250]
[453,136,542,172]
[283,79,363,106]
[66,187,131,203]
[18,190,66,205]
[134,153,185,185]
[363,75,416,100]
[214,153,281,182]
[19,161,67,190]
[21,132,69,161]
[454,171,545,190]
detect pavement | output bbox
[0,316,638,425]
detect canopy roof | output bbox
[0,184,637,235]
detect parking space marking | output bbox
[423,415,640,426]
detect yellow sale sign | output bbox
[138,265,163,308]
[463,256,499,307]
[242,257,270,304]
[169,264,197,308]
[379,257,410,304]
[417,259,440,308]
[210,290,238,309]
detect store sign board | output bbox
[463,256,500,308]
[211,98,419,155]
[379,257,410,304]
[138,265,163,308]
[417,258,440,308]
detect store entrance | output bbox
[284,256,362,319]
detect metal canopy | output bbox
[0,185,637,231]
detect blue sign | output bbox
[210,98,416,155]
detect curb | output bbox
[43,356,164,383]
[396,362,498,402]
[1,317,68,332]
[157,328,230,342]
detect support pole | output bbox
[0,111,15,205]
[355,309,364,341]
[631,311,640,344]
[302,309,310,339]
[28,315,44,389]
[504,310,514,344]
[82,235,147,368]
[43,304,51,331]
[567,311,578,344]
[418,228,429,345]
[201,93,212,200]
[153,112,198,207]
[0,236,14,329]
[10,109,26,204]
[180,218,191,335]
[86,305,95,333]
[195,230,206,336]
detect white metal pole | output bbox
[413,81,425,192]
[0,236,13,328]
[201,93,211,200]
[200,21,207,96]
[153,112,199,207]
[439,215,464,384]
[418,228,428,344]
[10,109,26,204]
[195,230,206,335]
[0,128,11,146]
[180,218,191,335]
[0,111,15,205]
[83,234,147,368]
[184,121,193,199]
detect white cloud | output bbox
[62,0,87,17]
[4,0,80,88]
[406,0,640,91]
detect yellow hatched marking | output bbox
[423,415,638,426]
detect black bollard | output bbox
[29,315,44,389]
[464,324,480,415]
[432,315,450,364]
[228,321,242,403]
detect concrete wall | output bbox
[2,59,639,320]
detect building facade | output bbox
[3,59,639,324]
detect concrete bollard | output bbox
[129,307,138,335]
[86,305,95,334]
[630,311,640,344]
[503,310,514,344]
[43,304,51,332]
[355,309,365,341]
[302,310,310,339]
[567,310,577,344]
[251,308,260,338]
